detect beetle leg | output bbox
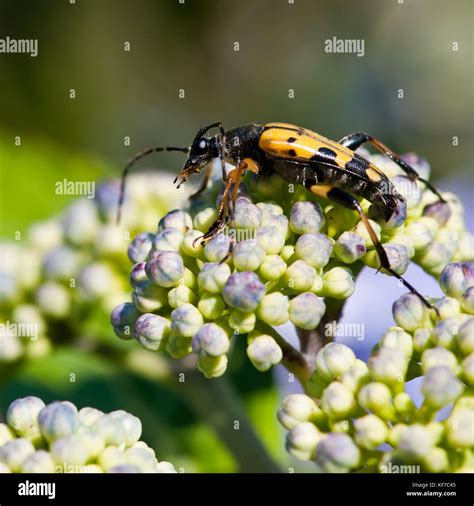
[339,132,446,203]
[308,184,438,313]
[193,161,248,247]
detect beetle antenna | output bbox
[117,146,189,224]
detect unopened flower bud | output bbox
[247,333,282,371]
[134,313,170,351]
[421,366,463,409]
[222,272,265,312]
[170,304,203,338]
[289,292,325,330]
[257,293,289,326]
[290,201,325,235]
[353,414,388,450]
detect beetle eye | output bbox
[195,138,208,155]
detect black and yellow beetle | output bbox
[118,122,447,311]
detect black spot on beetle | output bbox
[288,149,297,157]
[287,137,297,143]
[318,147,337,159]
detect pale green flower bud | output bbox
[280,245,295,262]
[457,232,474,262]
[256,226,285,254]
[284,260,317,292]
[404,222,433,252]
[130,262,148,287]
[263,213,289,240]
[445,407,474,448]
[232,240,265,271]
[35,281,71,318]
[353,414,388,450]
[397,424,435,460]
[290,201,325,235]
[289,292,325,330]
[457,318,474,355]
[277,394,320,430]
[358,382,396,421]
[38,401,80,443]
[92,414,127,446]
[146,250,184,288]
[153,227,183,252]
[314,433,360,473]
[340,359,371,392]
[75,428,105,459]
[295,233,333,269]
[423,200,451,226]
[158,209,192,234]
[168,285,197,309]
[98,446,125,471]
[21,450,56,473]
[462,287,474,314]
[440,262,474,299]
[128,232,154,263]
[78,407,104,427]
[380,327,413,359]
[51,435,90,467]
[111,302,140,340]
[62,199,99,245]
[165,332,192,358]
[421,366,463,409]
[234,198,262,229]
[0,438,35,472]
[6,396,45,443]
[222,272,265,312]
[387,234,415,258]
[334,232,366,263]
[326,206,358,238]
[134,313,170,351]
[197,353,228,378]
[369,348,407,384]
[286,422,322,460]
[393,392,417,418]
[198,293,226,320]
[156,461,177,473]
[0,424,15,446]
[228,309,256,334]
[422,447,449,473]
[365,244,410,275]
[124,447,157,472]
[417,242,451,275]
[432,297,461,319]
[257,293,289,326]
[247,333,283,371]
[181,230,205,258]
[132,281,168,312]
[393,293,429,332]
[431,317,460,349]
[321,267,355,299]
[193,207,218,233]
[256,201,284,218]
[259,255,287,281]
[353,219,381,248]
[315,343,356,382]
[192,323,230,357]
[198,262,231,294]
[204,234,231,262]
[321,382,357,419]
[413,326,432,352]
[170,304,203,337]
[421,347,459,374]
[461,353,474,384]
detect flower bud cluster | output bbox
[278,267,473,472]
[0,397,176,473]
[0,174,183,362]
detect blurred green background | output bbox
[0,0,473,472]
